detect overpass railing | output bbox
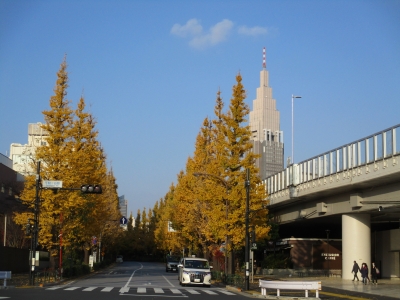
[264,124,400,195]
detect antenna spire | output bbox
[263,47,266,69]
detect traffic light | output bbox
[80,184,102,194]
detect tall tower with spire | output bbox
[249,47,284,180]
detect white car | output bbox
[178,257,213,287]
[116,255,123,263]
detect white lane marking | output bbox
[137,287,146,293]
[64,287,80,290]
[162,275,176,287]
[185,289,200,294]
[154,288,164,293]
[101,287,114,292]
[203,289,218,294]
[119,287,130,293]
[121,262,143,293]
[170,288,182,294]
[82,287,97,291]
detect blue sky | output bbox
[1,0,399,217]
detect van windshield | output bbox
[184,260,209,269]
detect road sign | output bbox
[120,216,128,225]
[42,180,63,189]
[251,243,257,250]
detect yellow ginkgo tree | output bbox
[14,57,120,266]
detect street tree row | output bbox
[150,74,271,269]
[13,58,122,265]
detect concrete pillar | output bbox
[342,214,371,280]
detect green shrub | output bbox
[63,263,91,277]
[93,262,101,271]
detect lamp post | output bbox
[245,169,250,291]
[193,172,229,276]
[291,95,302,164]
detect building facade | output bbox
[118,195,128,218]
[9,122,49,176]
[249,48,284,180]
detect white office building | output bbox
[9,123,49,176]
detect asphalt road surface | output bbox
[0,261,245,300]
[1,262,399,300]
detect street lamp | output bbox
[193,172,229,276]
[245,169,250,291]
[291,95,302,164]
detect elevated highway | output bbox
[263,124,400,279]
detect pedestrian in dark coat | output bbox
[360,263,369,284]
[371,262,379,284]
[351,261,360,281]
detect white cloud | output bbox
[170,19,203,37]
[171,19,233,49]
[238,25,268,36]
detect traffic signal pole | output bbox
[30,161,41,286]
[27,163,102,286]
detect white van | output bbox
[178,257,212,286]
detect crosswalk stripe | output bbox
[82,287,97,291]
[46,286,63,290]
[185,289,200,294]
[202,289,218,294]
[44,286,236,296]
[64,287,80,290]
[219,290,236,295]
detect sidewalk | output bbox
[228,275,400,299]
[318,277,400,299]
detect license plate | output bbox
[172,269,176,271]
[194,279,200,282]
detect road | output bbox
[0,261,244,300]
[1,262,399,300]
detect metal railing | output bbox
[35,268,61,284]
[264,124,400,194]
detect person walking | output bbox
[351,260,360,281]
[371,262,379,284]
[360,263,369,284]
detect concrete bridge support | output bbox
[342,214,371,280]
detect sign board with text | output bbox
[42,180,63,189]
